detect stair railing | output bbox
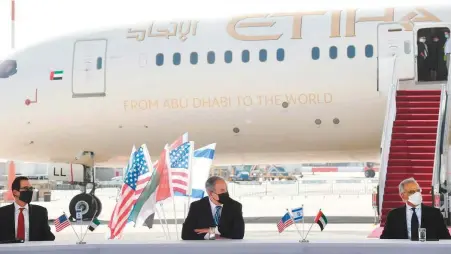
[432,84,447,206]
[378,55,399,215]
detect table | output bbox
[1,239,451,254]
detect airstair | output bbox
[376,56,451,227]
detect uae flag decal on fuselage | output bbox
[50,70,63,80]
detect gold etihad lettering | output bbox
[227,8,441,40]
[127,20,199,42]
[123,93,333,111]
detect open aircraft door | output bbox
[72,39,107,98]
[377,23,415,93]
[413,23,451,82]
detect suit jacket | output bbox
[380,204,451,240]
[0,203,55,242]
[181,197,245,240]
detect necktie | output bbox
[411,208,419,240]
[214,206,222,226]
[17,208,25,240]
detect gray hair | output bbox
[398,177,419,194]
[205,176,225,192]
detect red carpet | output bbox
[380,90,440,226]
[368,227,451,238]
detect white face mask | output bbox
[420,38,426,43]
[446,34,449,39]
[408,192,423,206]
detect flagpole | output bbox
[80,212,97,242]
[302,204,305,239]
[155,204,168,239]
[286,208,303,239]
[64,212,81,241]
[165,146,179,240]
[185,141,195,220]
[160,203,170,239]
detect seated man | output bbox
[182,176,245,240]
[380,177,450,240]
[0,176,55,242]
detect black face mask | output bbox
[217,192,231,204]
[18,190,33,204]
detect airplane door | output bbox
[413,23,451,82]
[377,23,415,90]
[72,39,107,98]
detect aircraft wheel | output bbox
[69,193,99,221]
[369,170,376,178]
[93,194,103,218]
[364,170,371,178]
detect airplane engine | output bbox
[47,151,102,220]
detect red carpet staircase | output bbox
[380,90,441,226]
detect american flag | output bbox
[109,145,152,239]
[277,212,293,233]
[54,214,70,232]
[152,133,188,171]
[169,142,192,195]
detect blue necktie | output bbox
[214,206,222,226]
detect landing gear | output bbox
[68,151,102,221]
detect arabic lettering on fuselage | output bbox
[127,20,199,42]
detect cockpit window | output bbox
[0,60,17,78]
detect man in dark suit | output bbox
[182,176,245,240]
[380,177,450,240]
[0,176,55,242]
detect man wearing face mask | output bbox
[418,36,429,81]
[181,176,245,240]
[380,177,450,240]
[0,176,55,242]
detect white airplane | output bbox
[0,2,450,220]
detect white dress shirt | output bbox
[14,202,29,241]
[406,204,421,239]
[445,38,451,54]
[204,198,223,240]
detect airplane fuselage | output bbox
[0,4,450,166]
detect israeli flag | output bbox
[190,143,216,199]
[291,207,304,222]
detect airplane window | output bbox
[190,52,198,65]
[156,53,164,66]
[96,57,102,69]
[224,51,233,63]
[242,50,250,63]
[347,46,355,59]
[312,47,320,60]
[259,49,267,62]
[173,53,181,65]
[207,51,215,64]
[0,60,17,78]
[329,46,337,59]
[365,45,373,58]
[403,41,411,54]
[276,48,285,61]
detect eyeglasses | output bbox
[20,187,34,191]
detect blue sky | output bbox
[1,0,449,59]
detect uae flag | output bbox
[88,218,100,231]
[314,210,328,231]
[50,70,63,80]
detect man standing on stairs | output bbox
[380,178,450,240]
